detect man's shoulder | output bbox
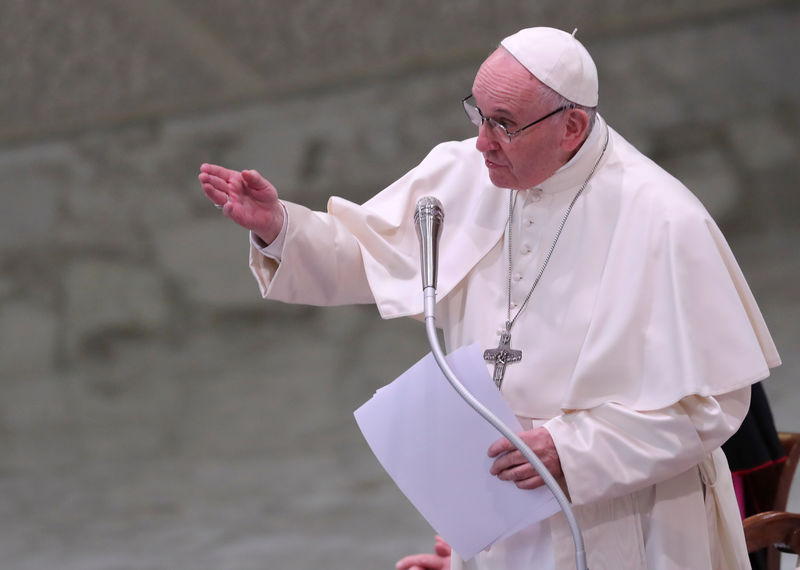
[422,137,481,165]
[361,136,496,213]
[398,137,488,186]
[606,130,710,223]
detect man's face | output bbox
[471,48,568,190]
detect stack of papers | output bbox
[354,343,560,560]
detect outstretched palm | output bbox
[198,163,284,243]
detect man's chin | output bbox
[488,171,520,190]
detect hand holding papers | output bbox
[353,343,559,560]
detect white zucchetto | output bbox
[500,27,599,107]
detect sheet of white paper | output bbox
[353,343,560,560]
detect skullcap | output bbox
[500,27,598,107]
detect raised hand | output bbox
[395,535,452,570]
[488,427,562,490]
[198,163,284,244]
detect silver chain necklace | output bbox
[484,129,609,388]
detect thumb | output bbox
[241,169,270,191]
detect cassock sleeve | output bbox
[543,386,751,505]
[249,139,508,315]
[249,200,376,306]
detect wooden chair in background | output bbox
[745,433,800,516]
[743,511,800,569]
[742,432,800,570]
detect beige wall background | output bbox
[1,1,798,568]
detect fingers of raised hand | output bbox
[199,165,275,207]
[198,164,251,208]
[200,163,237,180]
[198,176,224,201]
[198,173,231,207]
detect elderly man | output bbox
[199,27,779,570]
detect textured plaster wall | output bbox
[0,1,798,568]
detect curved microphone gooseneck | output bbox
[414,196,588,570]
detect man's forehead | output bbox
[479,47,530,77]
[473,49,544,113]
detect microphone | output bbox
[413,197,588,569]
[414,196,444,290]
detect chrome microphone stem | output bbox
[422,286,588,570]
[414,192,587,569]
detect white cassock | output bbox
[249,115,780,569]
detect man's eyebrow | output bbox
[472,95,517,121]
[491,109,518,125]
[482,105,516,121]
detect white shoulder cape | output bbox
[258,115,780,413]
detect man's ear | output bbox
[562,109,590,152]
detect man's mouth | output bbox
[484,157,504,169]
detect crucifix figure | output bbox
[483,331,522,388]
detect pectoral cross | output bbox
[483,330,522,388]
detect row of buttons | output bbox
[498,188,544,333]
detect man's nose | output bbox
[475,122,500,153]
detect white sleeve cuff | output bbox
[250,202,288,262]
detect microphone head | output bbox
[414,196,444,290]
[414,196,444,227]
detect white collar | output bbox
[537,114,609,194]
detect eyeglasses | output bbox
[462,94,569,142]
